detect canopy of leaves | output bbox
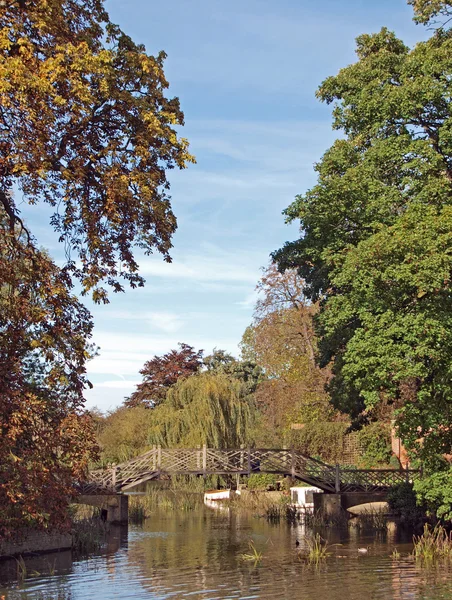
[97,406,154,464]
[146,373,257,448]
[240,265,333,437]
[0,214,97,538]
[1,0,194,302]
[125,343,203,408]
[273,13,452,466]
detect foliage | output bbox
[387,482,426,525]
[273,8,452,464]
[0,0,192,538]
[356,422,392,468]
[240,265,333,439]
[413,524,452,563]
[146,373,257,448]
[1,0,194,302]
[240,540,263,563]
[0,218,98,538]
[204,348,263,394]
[414,466,452,521]
[247,473,279,491]
[288,422,349,463]
[125,343,203,408]
[97,406,154,463]
[71,516,107,557]
[303,533,331,563]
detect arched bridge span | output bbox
[82,447,418,496]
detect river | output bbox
[1,501,452,599]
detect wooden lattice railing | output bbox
[83,447,419,494]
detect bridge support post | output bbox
[202,444,207,475]
[157,445,162,473]
[291,449,295,478]
[247,447,251,475]
[335,464,341,493]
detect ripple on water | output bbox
[1,508,452,600]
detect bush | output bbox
[287,422,349,463]
[247,473,279,491]
[387,482,426,525]
[356,422,392,468]
[414,467,452,522]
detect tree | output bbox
[0,213,97,537]
[146,373,257,448]
[203,348,263,393]
[273,6,452,465]
[240,265,333,437]
[125,343,203,408]
[97,406,154,464]
[1,0,194,302]
[0,0,192,536]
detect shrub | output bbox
[387,482,426,525]
[287,422,349,463]
[414,466,452,522]
[356,422,392,468]
[247,473,279,491]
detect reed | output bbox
[15,555,27,583]
[240,540,263,564]
[71,517,107,556]
[351,509,388,532]
[413,524,452,563]
[304,533,331,563]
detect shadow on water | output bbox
[1,504,452,600]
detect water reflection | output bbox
[1,503,452,600]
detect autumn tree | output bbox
[273,2,452,471]
[125,343,204,408]
[240,265,333,437]
[1,0,194,301]
[0,214,97,537]
[0,0,193,536]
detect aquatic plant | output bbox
[15,556,27,584]
[303,533,331,563]
[392,548,401,560]
[240,540,263,564]
[412,524,452,564]
[351,509,387,532]
[71,517,107,557]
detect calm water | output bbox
[1,502,452,600]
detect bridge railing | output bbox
[85,447,420,494]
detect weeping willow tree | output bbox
[147,373,257,448]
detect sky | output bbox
[20,0,427,412]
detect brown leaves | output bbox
[125,343,203,408]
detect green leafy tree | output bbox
[274,8,452,467]
[146,373,257,448]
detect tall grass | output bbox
[301,533,331,563]
[350,509,388,532]
[240,540,263,564]
[71,517,108,556]
[128,491,204,523]
[413,524,452,563]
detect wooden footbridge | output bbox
[82,447,418,495]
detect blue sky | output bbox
[21,0,426,412]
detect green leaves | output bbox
[274,5,452,464]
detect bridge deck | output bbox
[82,447,419,495]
